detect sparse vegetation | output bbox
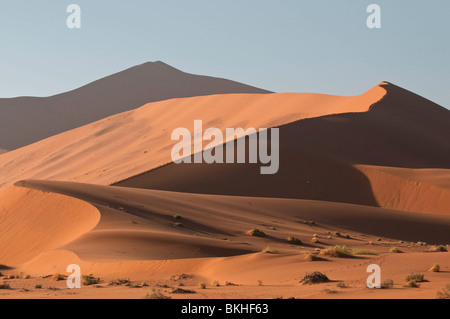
[337,282,347,289]
[257,280,263,286]
[23,274,31,279]
[174,222,183,227]
[432,245,448,252]
[380,279,394,289]
[351,249,379,256]
[35,285,42,289]
[109,279,131,286]
[82,274,101,286]
[406,281,420,288]
[225,281,239,286]
[417,241,427,246]
[247,228,266,237]
[263,246,278,254]
[287,236,303,245]
[197,282,206,289]
[51,273,64,281]
[429,264,440,272]
[0,283,11,289]
[406,273,425,283]
[143,288,172,299]
[320,245,353,258]
[321,288,338,294]
[300,272,330,285]
[304,253,324,261]
[173,214,182,220]
[171,288,196,294]
[390,247,403,253]
[437,285,450,299]
[212,280,220,287]
[301,221,316,225]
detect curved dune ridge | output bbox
[0,61,271,151]
[0,83,386,191]
[0,186,100,265]
[115,82,450,215]
[7,180,450,270]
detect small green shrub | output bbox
[143,288,172,299]
[405,273,425,283]
[300,272,330,285]
[381,279,394,289]
[352,249,379,256]
[407,281,420,288]
[247,228,265,237]
[82,274,101,286]
[321,245,353,258]
[337,282,347,288]
[262,246,278,254]
[287,236,303,245]
[437,285,450,299]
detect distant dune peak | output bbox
[0,62,271,150]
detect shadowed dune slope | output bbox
[13,179,450,266]
[115,83,450,215]
[0,61,271,150]
[0,84,386,191]
[0,148,7,154]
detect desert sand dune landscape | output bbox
[0,64,449,299]
[0,61,270,151]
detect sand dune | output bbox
[0,179,448,300]
[0,148,7,154]
[0,84,386,191]
[12,179,450,260]
[0,61,270,150]
[1,80,449,300]
[115,82,450,215]
[0,186,99,265]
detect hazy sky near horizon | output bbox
[0,1,449,108]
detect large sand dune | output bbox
[0,61,270,150]
[0,180,448,299]
[115,83,450,215]
[0,84,385,191]
[1,81,449,299]
[2,179,448,266]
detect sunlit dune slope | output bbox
[116,83,450,215]
[0,186,100,265]
[8,179,450,267]
[0,61,271,150]
[0,84,386,191]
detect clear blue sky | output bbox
[0,1,449,108]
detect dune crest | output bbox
[115,82,450,215]
[0,84,386,191]
[0,61,271,150]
